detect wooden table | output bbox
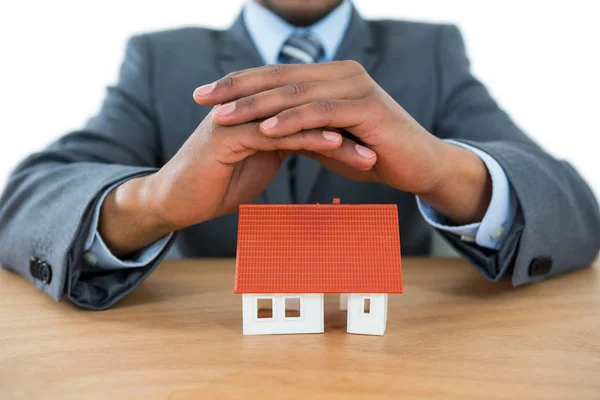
[1,258,599,400]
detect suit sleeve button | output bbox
[39,262,52,285]
[29,257,39,278]
[529,258,553,277]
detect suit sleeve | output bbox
[433,24,600,285]
[0,35,176,309]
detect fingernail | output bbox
[322,131,341,142]
[355,144,376,159]
[215,102,236,116]
[260,117,278,131]
[194,82,216,97]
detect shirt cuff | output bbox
[416,140,518,250]
[83,180,173,270]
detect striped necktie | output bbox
[279,33,324,65]
[278,33,324,203]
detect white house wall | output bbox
[339,294,348,311]
[347,294,388,336]
[242,294,324,335]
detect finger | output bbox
[212,75,372,126]
[257,99,372,138]
[318,136,378,171]
[232,125,344,154]
[298,151,376,182]
[193,60,367,106]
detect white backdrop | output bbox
[0,0,598,198]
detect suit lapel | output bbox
[217,13,264,76]
[217,6,378,205]
[333,6,378,71]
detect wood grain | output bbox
[1,257,599,400]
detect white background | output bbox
[0,0,598,198]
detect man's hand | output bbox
[99,110,350,256]
[194,61,492,225]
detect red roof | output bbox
[234,199,402,294]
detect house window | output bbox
[285,297,301,318]
[256,298,273,319]
[363,298,371,315]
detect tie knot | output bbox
[279,33,324,64]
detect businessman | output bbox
[0,0,598,310]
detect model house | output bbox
[234,198,403,336]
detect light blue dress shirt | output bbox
[82,0,517,269]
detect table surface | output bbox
[1,257,599,400]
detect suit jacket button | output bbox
[39,262,52,284]
[529,257,552,277]
[29,257,39,278]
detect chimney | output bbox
[333,198,341,204]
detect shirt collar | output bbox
[243,0,352,65]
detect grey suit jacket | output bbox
[1,8,599,310]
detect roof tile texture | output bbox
[234,203,402,294]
